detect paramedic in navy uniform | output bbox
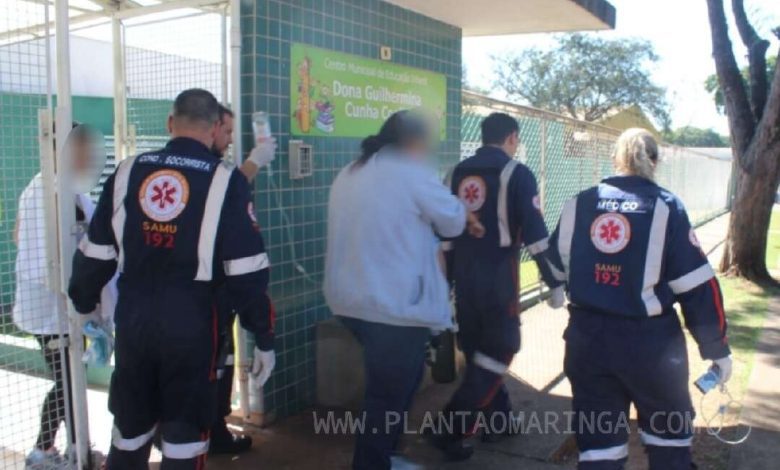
[437,112,565,459]
[207,104,276,455]
[546,128,732,469]
[68,89,276,470]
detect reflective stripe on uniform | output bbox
[111,155,137,272]
[78,236,117,261]
[668,263,715,294]
[548,260,566,281]
[525,237,549,255]
[473,351,508,375]
[497,159,519,247]
[579,443,629,462]
[111,424,156,451]
[195,162,233,281]
[640,430,692,447]
[225,354,235,366]
[224,252,270,276]
[557,198,577,279]
[161,439,209,459]
[642,198,669,316]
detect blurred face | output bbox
[214,113,234,157]
[66,127,107,194]
[402,136,432,160]
[70,136,91,174]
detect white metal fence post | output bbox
[538,119,547,295]
[228,0,254,424]
[113,16,127,162]
[54,1,91,468]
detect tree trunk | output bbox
[719,82,780,283]
[707,0,780,284]
[720,165,777,283]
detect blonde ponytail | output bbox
[613,128,659,181]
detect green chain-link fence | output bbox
[461,92,732,293]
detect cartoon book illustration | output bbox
[315,85,335,133]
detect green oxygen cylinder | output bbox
[428,330,457,384]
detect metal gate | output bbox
[0,1,71,469]
[116,3,229,161]
[2,2,244,468]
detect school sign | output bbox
[289,43,447,138]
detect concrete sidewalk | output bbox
[727,295,780,470]
[0,213,735,469]
[212,213,735,470]
[708,210,780,469]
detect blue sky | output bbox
[463,0,779,133]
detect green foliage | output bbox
[492,34,670,125]
[462,64,489,95]
[664,126,730,147]
[705,56,777,114]
[766,207,780,273]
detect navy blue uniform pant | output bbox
[445,264,521,438]
[564,308,695,470]
[215,327,235,419]
[339,317,430,470]
[106,282,217,470]
[211,304,236,444]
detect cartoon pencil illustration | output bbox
[296,57,312,133]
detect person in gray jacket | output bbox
[324,110,481,470]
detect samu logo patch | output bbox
[591,213,631,254]
[458,176,487,212]
[139,170,190,222]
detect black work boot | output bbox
[426,431,474,462]
[481,411,521,443]
[208,420,252,455]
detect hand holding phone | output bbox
[695,365,721,394]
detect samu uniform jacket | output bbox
[546,175,729,468]
[68,137,274,465]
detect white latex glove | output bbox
[251,347,276,388]
[246,138,277,168]
[712,355,733,385]
[547,286,566,309]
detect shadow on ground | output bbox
[724,284,780,362]
[209,374,576,470]
[207,379,780,470]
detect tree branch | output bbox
[731,0,770,120]
[731,0,760,45]
[707,0,756,163]
[749,49,780,189]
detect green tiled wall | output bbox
[241,0,462,418]
[0,92,45,308]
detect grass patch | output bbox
[766,207,780,272]
[519,260,540,291]
[715,279,777,393]
[689,208,780,469]
[689,278,778,469]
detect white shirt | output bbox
[12,173,117,335]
